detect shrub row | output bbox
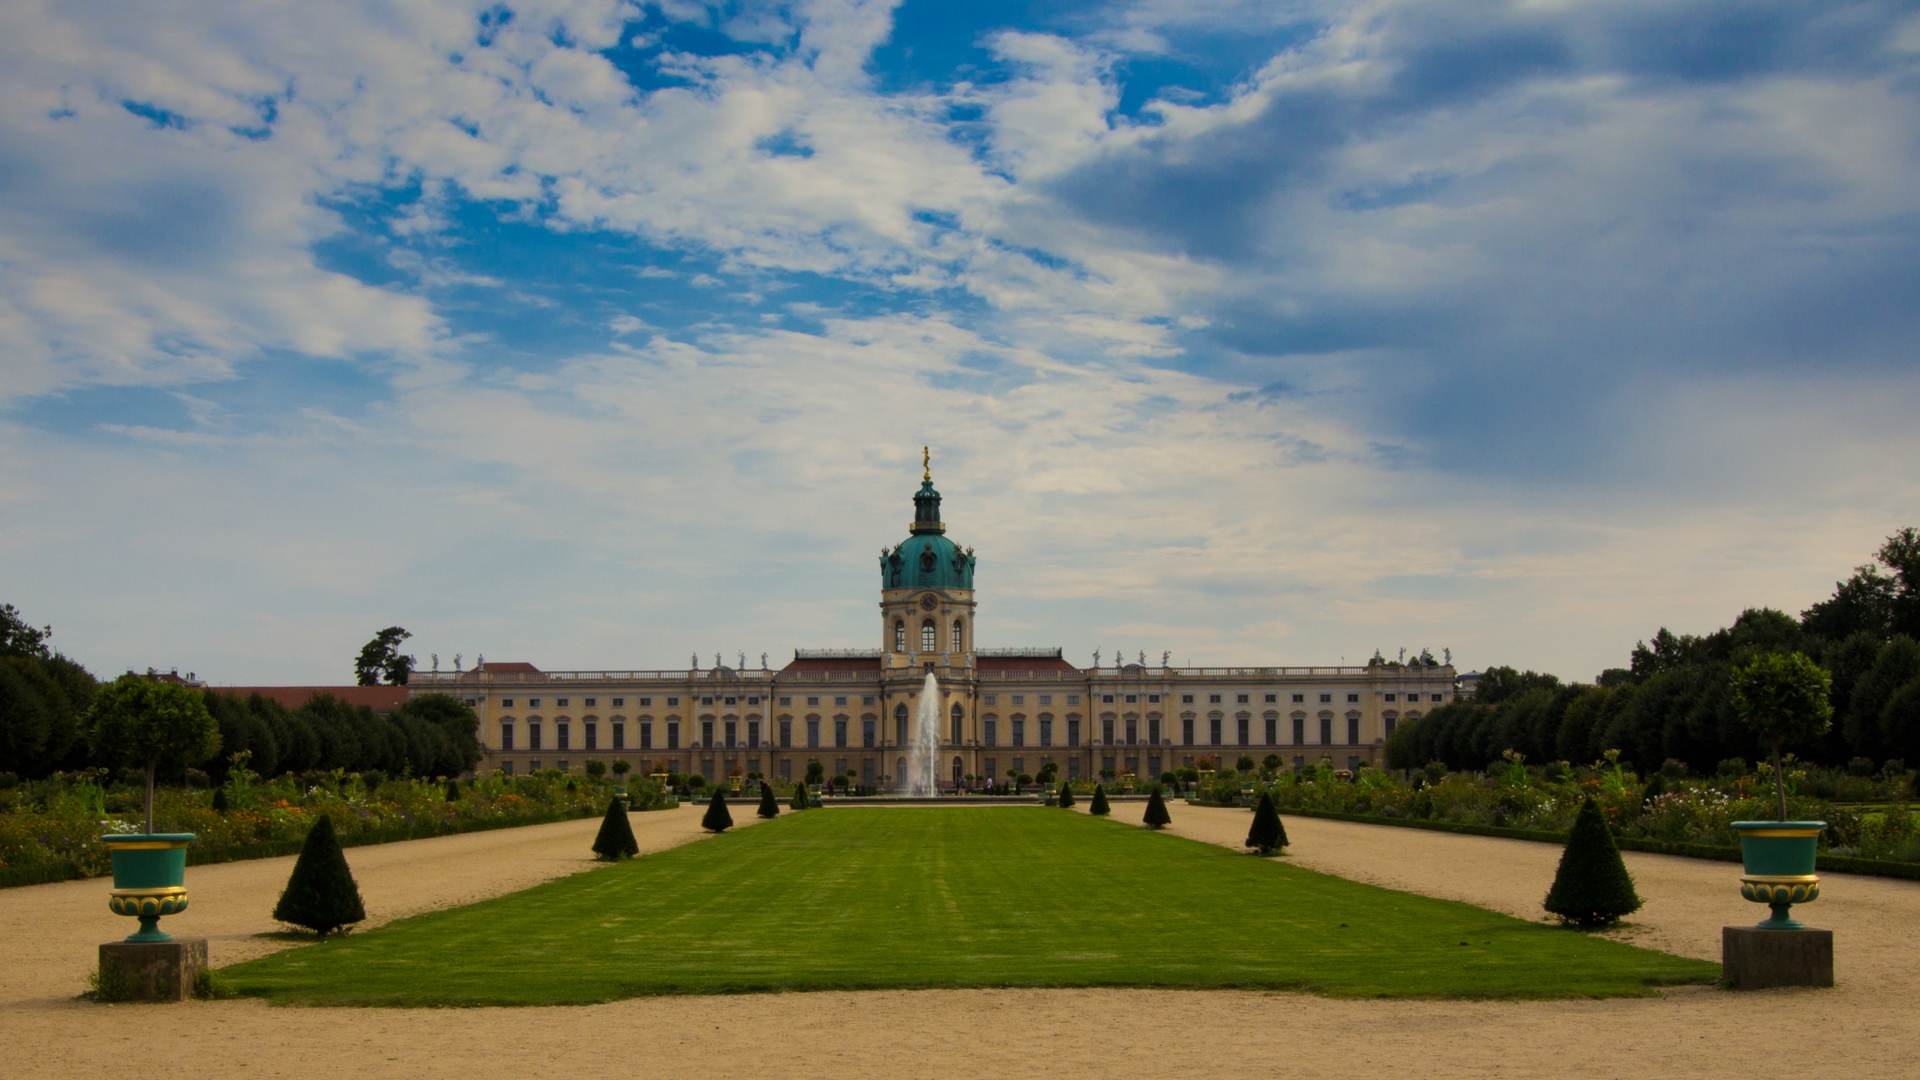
[1279,807,1920,881]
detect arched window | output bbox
[921,620,937,652]
[950,703,963,745]
[894,620,906,652]
[951,619,964,652]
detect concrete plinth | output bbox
[1722,926,1833,989]
[98,938,207,1002]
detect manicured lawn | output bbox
[219,808,1717,1005]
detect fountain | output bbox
[906,669,942,795]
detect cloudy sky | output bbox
[4,0,1918,684]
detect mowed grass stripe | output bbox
[219,808,1716,1005]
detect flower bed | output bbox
[0,768,668,889]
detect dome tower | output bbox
[880,448,976,670]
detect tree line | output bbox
[1388,528,1920,775]
[0,605,479,782]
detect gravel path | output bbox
[3,801,1914,1079]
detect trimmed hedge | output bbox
[188,806,600,866]
[0,803,635,890]
[1281,807,1920,881]
[0,861,85,889]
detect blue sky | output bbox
[4,0,1920,683]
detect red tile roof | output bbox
[780,656,883,674]
[977,655,1081,673]
[476,662,542,675]
[204,685,411,713]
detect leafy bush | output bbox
[585,760,607,779]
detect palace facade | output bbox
[410,466,1458,785]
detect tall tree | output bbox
[1879,528,1920,640]
[355,627,415,686]
[1802,564,1897,641]
[85,674,221,833]
[0,603,52,659]
[1731,652,1833,821]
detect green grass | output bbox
[219,808,1716,1005]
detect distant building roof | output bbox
[781,655,883,674]
[204,685,410,713]
[978,654,1078,673]
[476,662,542,675]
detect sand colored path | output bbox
[3,802,1916,1079]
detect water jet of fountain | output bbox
[906,669,942,795]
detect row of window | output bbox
[491,752,1372,781]
[895,618,966,654]
[496,708,1419,752]
[492,690,1446,711]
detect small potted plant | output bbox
[1728,652,1832,929]
[85,675,220,942]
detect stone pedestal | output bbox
[1722,926,1832,989]
[99,938,207,1002]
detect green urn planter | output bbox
[101,833,195,942]
[1731,821,1824,929]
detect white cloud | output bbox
[4,0,1919,688]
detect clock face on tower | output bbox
[919,593,937,611]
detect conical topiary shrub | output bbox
[1058,782,1076,809]
[271,815,366,936]
[758,780,779,819]
[1246,791,1287,854]
[702,788,734,833]
[789,781,808,812]
[1143,787,1171,829]
[1544,797,1643,928]
[592,796,639,861]
[211,786,229,812]
[444,779,461,802]
[1089,784,1110,816]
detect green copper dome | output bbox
[882,476,975,589]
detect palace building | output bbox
[410,461,1458,786]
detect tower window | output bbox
[895,621,906,652]
[922,620,937,652]
[952,620,963,652]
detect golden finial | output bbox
[922,445,931,481]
